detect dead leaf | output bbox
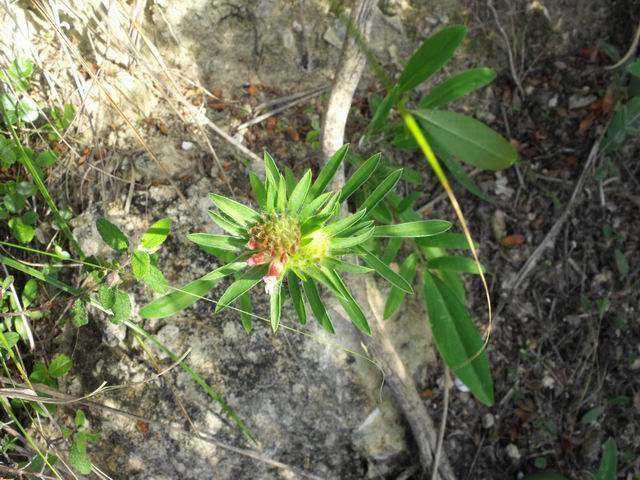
[579,112,595,132]
[501,234,526,248]
[246,84,259,97]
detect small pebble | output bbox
[181,141,194,151]
[506,443,521,461]
[482,413,495,429]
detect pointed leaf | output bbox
[340,152,381,203]
[276,174,287,212]
[187,233,244,251]
[284,167,297,196]
[359,247,413,294]
[131,250,150,279]
[423,271,494,406]
[360,168,403,214]
[373,220,451,238]
[299,191,332,220]
[139,259,247,318]
[263,151,280,186]
[415,109,517,171]
[324,257,373,273]
[303,280,334,334]
[384,254,418,319]
[249,172,267,209]
[326,269,371,335]
[323,209,368,237]
[417,233,478,249]
[140,218,172,252]
[210,194,260,226]
[381,237,403,264]
[418,68,496,109]
[287,272,306,325]
[49,354,73,378]
[429,255,484,274]
[239,292,253,333]
[96,218,129,252]
[215,264,269,313]
[594,437,617,480]
[270,281,282,332]
[309,144,349,199]
[208,210,244,237]
[288,169,312,214]
[398,25,467,93]
[332,227,374,250]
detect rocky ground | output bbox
[1,0,639,479]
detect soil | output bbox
[1,0,639,479]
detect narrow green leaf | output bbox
[423,271,494,406]
[384,254,418,319]
[139,258,248,318]
[299,191,332,220]
[187,233,244,251]
[208,210,244,237]
[249,172,267,209]
[140,218,172,252]
[270,281,282,332]
[131,250,150,279]
[417,232,478,249]
[373,220,451,238]
[359,247,413,294]
[309,144,349,199]
[263,151,280,187]
[48,354,73,378]
[287,169,312,214]
[323,209,368,237]
[215,264,269,313]
[381,237,403,264]
[210,194,260,227]
[418,68,496,109]
[368,90,394,132]
[239,292,253,333]
[324,257,373,273]
[340,153,381,203]
[398,25,467,93]
[594,437,617,480]
[429,255,484,274]
[284,167,297,196]
[326,269,371,335]
[303,280,334,334]
[276,175,287,212]
[96,218,129,252]
[331,227,374,250]
[415,109,517,171]
[360,168,403,214]
[266,174,276,211]
[287,272,307,325]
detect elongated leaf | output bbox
[287,272,306,325]
[187,233,244,251]
[299,191,332,220]
[326,269,371,335]
[415,109,517,171]
[398,25,466,93]
[360,168,403,214]
[96,218,129,252]
[284,167,296,196]
[249,172,267,209]
[208,210,244,237]
[210,194,260,226]
[140,218,172,252]
[438,147,496,204]
[239,292,253,333]
[270,281,282,332]
[417,233,478,249]
[368,90,394,132]
[340,153,381,203]
[594,437,617,480]
[418,68,496,109]
[215,264,268,313]
[373,220,451,238]
[139,259,247,318]
[288,169,312,214]
[303,280,334,334]
[332,227,374,250]
[131,250,150,279]
[276,175,287,212]
[263,151,280,187]
[381,237,403,264]
[384,254,418,319]
[309,144,349,199]
[324,257,373,273]
[359,247,413,294]
[423,271,493,406]
[323,209,368,237]
[429,255,484,274]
